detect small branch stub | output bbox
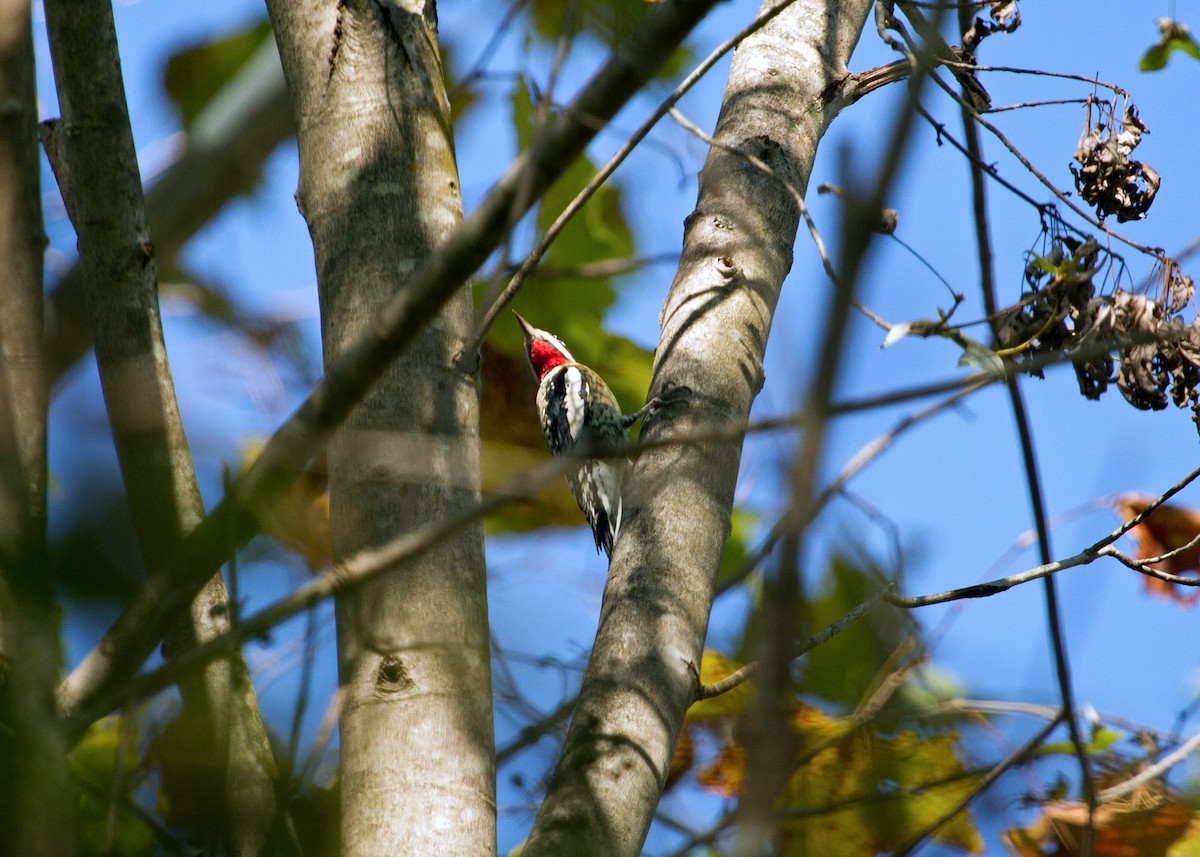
[715,254,738,279]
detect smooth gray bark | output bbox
[265,1,494,853]
[42,3,288,854]
[522,2,875,855]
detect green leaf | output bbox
[801,554,907,708]
[70,718,161,857]
[1037,726,1123,757]
[164,20,273,130]
[775,707,984,855]
[1141,19,1200,71]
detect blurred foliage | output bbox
[164,21,274,130]
[147,706,228,847]
[528,0,693,80]
[1006,798,1200,856]
[774,706,982,855]
[802,554,908,708]
[70,718,165,857]
[736,549,908,708]
[678,651,983,855]
[66,713,343,857]
[291,783,340,857]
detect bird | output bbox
[514,312,667,559]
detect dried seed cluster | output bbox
[998,237,1200,430]
[1071,105,1160,223]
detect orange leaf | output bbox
[695,741,745,797]
[241,441,330,571]
[1115,494,1200,604]
[665,726,694,792]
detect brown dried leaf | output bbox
[1116,494,1200,604]
[1004,799,1195,857]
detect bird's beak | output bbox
[512,311,536,339]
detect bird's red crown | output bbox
[515,313,575,380]
[527,337,572,380]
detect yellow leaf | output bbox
[687,649,753,721]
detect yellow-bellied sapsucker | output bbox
[515,312,661,559]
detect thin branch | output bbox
[1006,324,1098,850]
[737,21,931,852]
[83,408,849,717]
[888,463,1200,609]
[717,384,983,596]
[987,97,1091,114]
[497,695,577,765]
[1097,728,1200,803]
[1101,545,1200,586]
[907,40,1162,261]
[955,41,1096,845]
[949,61,1129,96]
[969,99,1163,259]
[44,36,293,386]
[696,590,888,700]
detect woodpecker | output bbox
[515,312,663,559]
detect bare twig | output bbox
[1106,530,1200,571]
[888,463,1200,609]
[696,591,888,701]
[497,695,577,765]
[667,105,890,332]
[954,41,1096,846]
[717,384,983,596]
[80,412,837,717]
[1097,728,1200,803]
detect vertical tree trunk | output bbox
[42,2,287,854]
[265,2,495,854]
[0,1,73,854]
[523,2,875,855]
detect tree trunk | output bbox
[523,1,875,854]
[0,1,73,854]
[265,2,495,854]
[42,2,287,854]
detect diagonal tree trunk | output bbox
[42,2,289,854]
[264,1,495,853]
[523,1,875,854]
